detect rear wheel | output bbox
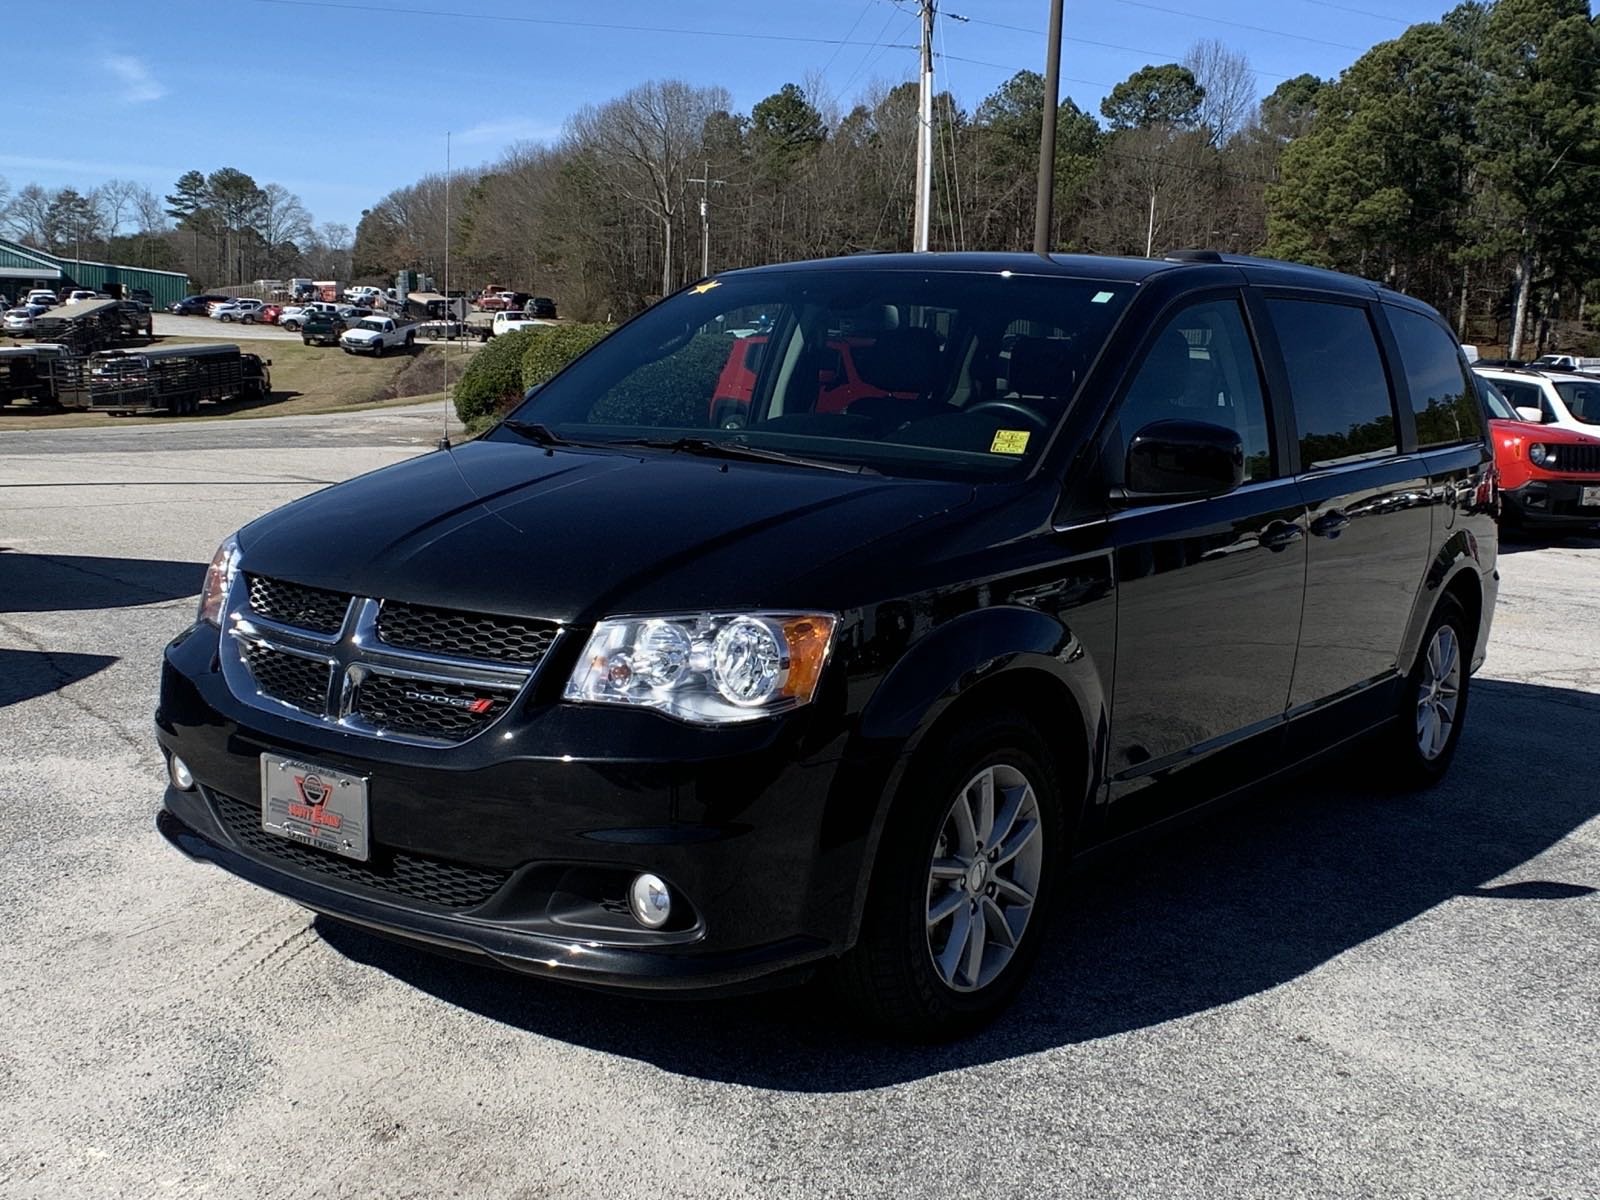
[834,710,1064,1039]
[1386,594,1472,788]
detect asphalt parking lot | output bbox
[2,410,1597,1199]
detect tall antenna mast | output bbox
[913,0,935,252]
[440,130,452,451]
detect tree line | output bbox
[0,169,352,289]
[353,0,1598,356]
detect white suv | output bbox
[1475,367,1600,435]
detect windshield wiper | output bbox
[499,419,577,447]
[607,436,879,475]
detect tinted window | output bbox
[1387,307,1481,446]
[1553,380,1600,425]
[1476,377,1517,421]
[1117,298,1274,482]
[1268,299,1396,468]
[1492,378,1549,421]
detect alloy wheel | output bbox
[925,763,1043,993]
[1416,624,1462,761]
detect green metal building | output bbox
[0,238,190,308]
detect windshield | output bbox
[1477,377,1517,421]
[1553,380,1600,424]
[502,268,1133,478]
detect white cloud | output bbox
[102,54,166,104]
[457,118,561,146]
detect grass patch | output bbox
[0,336,478,430]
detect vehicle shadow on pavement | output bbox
[0,551,203,612]
[1497,530,1600,555]
[0,648,118,707]
[316,677,1600,1092]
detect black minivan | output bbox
[157,252,1498,1037]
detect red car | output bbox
[258,304,283,326]
[709,334,923,427]
[1480,374,1600,529]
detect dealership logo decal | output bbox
[288,773,341,828]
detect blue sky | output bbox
[2,0,1468,230]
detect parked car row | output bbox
[1474,363,1600,530]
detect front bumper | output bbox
[1502,478,1600,528]
[155,625,877,993]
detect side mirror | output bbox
[1514,406,1542,423]
[521,381,545,403]
[1120,419,1245,502]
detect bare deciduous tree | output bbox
[1184,39,1258,148]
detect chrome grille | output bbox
[354,673,509,742]
[211,791,511,908]
[241,642,331,713]
[223,579,548,748]
[377,601,558,666]
[246,575,351,634]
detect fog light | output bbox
[629,873,672,928]
[168,755,194,791]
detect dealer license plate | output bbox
[1582,485,1600,508]
[260,753,370,861]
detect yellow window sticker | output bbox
[990,429,1031,455]
[690,279,721,294]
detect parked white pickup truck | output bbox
[339,315,416,356]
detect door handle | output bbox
[1259,520,1303,551]
[1310,510,1351,538]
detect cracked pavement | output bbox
[1,405,1597,1199]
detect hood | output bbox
[342,327,380,340]
[238,439,975,623]
[1490,417,1600,444]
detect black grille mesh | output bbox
[377,601,557,665]
[242,642,331,713]
[211,792,511,909]
[354,674,507,742]
[247,575,350,633]
[1547,443,1600,474]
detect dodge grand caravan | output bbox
[157,252,1498,1038]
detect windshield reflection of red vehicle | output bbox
[709,334,922,427]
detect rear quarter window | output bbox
[1386,306,1483,447]
[1267,298,1397,469]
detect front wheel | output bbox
[1386,594,1473,788]
[219,314,232,323]
[834,711,1064,1039]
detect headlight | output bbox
[1529,443,1548,466]
[197,533,241,625]
[564,612,837,724]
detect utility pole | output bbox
[688,162,724,278]
[913,0,935,252]
[1033,0,1064,256]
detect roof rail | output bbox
[1165,249,1224,264]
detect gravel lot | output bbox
[1,409,1597,1199]
[153,313,303,342]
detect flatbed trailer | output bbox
[87,343,270,415]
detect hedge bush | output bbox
[520,322,612,391]
[588,333,729,428]
[451,328,540,425]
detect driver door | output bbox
[1103,294,1307,834]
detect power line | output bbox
[1291,0,1412,23]
[956,16,1301,82]
[241,0,916,48]
[817,0,880,85]
[1113,0,1366,52]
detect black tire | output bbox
[833,709,1066,1040]
[1385,593,1473,789]
[219,314,232,323]
[283,320,299,331]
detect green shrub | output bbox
[520,322,612,390]
[588,333,729,428]
[451,329,540,424]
